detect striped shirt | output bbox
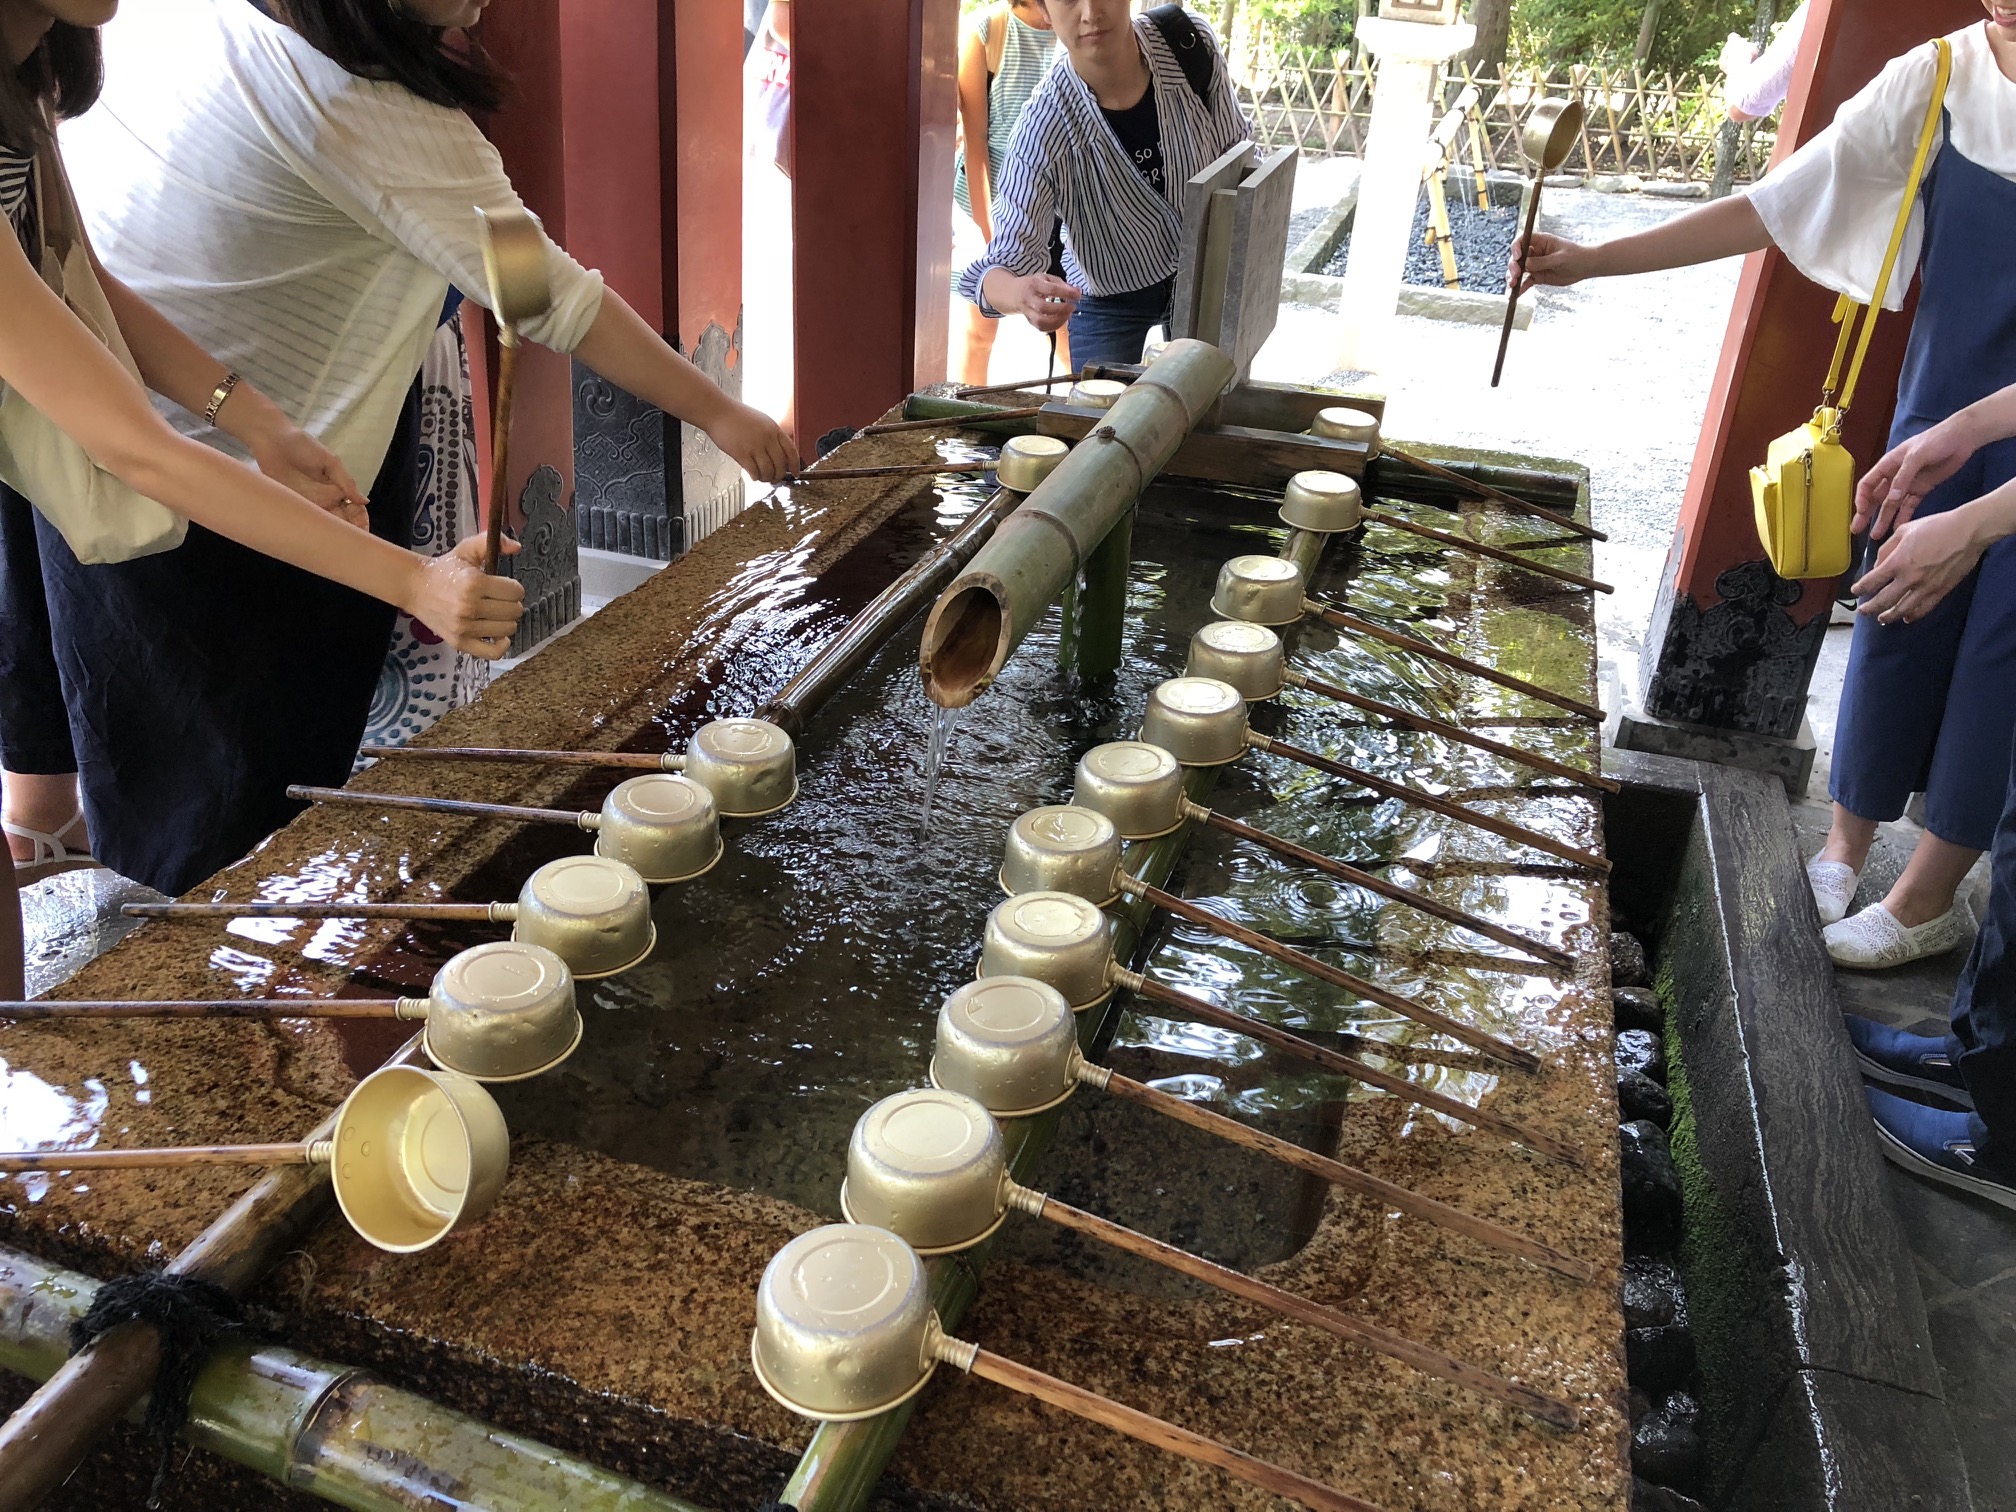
[954,7,1058,218]
[59,0,604,487]
[956,11,1250,303]
[0,146,32,256]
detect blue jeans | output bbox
[1067,276,1174,369]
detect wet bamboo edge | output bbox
[1309,602,1606,722]
[1029,1197,1582,1431]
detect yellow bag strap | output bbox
[1823,37,1950,419]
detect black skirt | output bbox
[0,384,422,895]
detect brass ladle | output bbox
[1493,97,1585,388]
[999,804,1540,1070]
[475,205,554,575]
[359,717,798,820]
[0,941,583,1083]
[0,1064,509,1252]
[930,976,1592,1283]
[1139,674,1608,872]
[1075,739,1577,969]
[838,1089,1581,1430]
[1212,554,1606,723]
[752,1223,1386,1512]
[290,772,722,886]
[976,891,1583,1166]
[123,854,654,980]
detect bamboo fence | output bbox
[1231,43,1778,185]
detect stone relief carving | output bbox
[500,463,580,657]
[1639,558,1827,740]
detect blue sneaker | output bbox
[1866,1087,2016,1212]
[1844,1015,1972,1107]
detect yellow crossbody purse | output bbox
[1751,36,1950,581]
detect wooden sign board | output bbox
[1216,146,1298,379]
[1169,141,1256,343]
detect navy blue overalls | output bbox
[1828,117,2016,1165]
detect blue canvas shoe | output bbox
[1844,1015,1973,1107]
[1866,1087,2016,1212]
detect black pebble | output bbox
[1617,1028,1667,1084]
[1620,1119,1684,1250]
[1631,1393,1705,1489]
[1622,1257,1685,1331]
[1633,1477,1710,1512]
[1625,1324,1697,1394]
[1612,931,1652,987]
[1619,1069,1673,1128]
[1615,985,1665,1033]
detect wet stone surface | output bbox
[0,436,1629,1511]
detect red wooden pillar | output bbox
[1625,0,1982,786]
[790,0,959,453]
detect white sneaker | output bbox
[1823,902,1969,969]
[1806,858,1861,926]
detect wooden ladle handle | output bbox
[287,785,582,828]
[0,1144,313,1171]
[1492,180,1547,389]
[957,1345,1387,1512]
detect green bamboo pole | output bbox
[0,1248,710,1512]
[1057,505,1137,681]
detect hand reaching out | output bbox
[1507,233,1595,295]
[705,399,801,484]
[247,423,369,529]
[407,535,526,658]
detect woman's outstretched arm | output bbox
[1509,195,1771,291]
[0,235,522,656]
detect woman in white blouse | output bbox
[0,0,799,896]
[1514,10,2016,975]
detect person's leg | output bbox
[0,486,87,867]
[960,302,1000,386]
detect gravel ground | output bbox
[1260,186,1744,710]
[1322,190,1521,292]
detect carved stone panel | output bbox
[502,463,581,657]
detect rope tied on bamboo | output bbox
[69,1271,254,1507]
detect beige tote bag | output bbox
[0,135,185,562]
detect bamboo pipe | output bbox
[1281,669,1617,792]
[1115,968,1581,1167]
[921,339,1236,708]
[860,408,1043,436]
[1016,1193,1581,1430]
[1361,506,1612,593]
[952,1348,1381,1511]
[1181,801,1578,968]
[1309,601,1605,723]
[1084,1066,1593,1282]
[1247,733,1610,873]
[1116,876,1543,1071]
[1374,443,1604,542]
[0,997,410,1020]
[0,1031,426,1504]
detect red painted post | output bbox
[1626,0,1982,788]
[790,0,959,452]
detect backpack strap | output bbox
[1144,3,1214,104]
[984,2,1009,81]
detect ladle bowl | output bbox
[422,940,581,1083]
[509,854,654,978]
[1185,620,1286,702]
[1208,554,1307,627]
[1307,407,1381,454]
[751,1223,945,1421]
[681,718,797,818]
[998,805,1122,905]
[1280,470,1364,533]
[1137,676,1250,766]
[839,1088,1010,1255]
[1070,741,1187,840]
[1521,96,1586,170]
[592,773,722,884]
[995,434,1069,493]
[978,891,1115,1011]
[474,206,554,330]
[930,977,1080,1117]
[329,1063,511,1253]
[1068,378,1126,410]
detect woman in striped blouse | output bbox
[1,0,798,896]
[955,0,1250,369]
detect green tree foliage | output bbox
[1236,0,1359,50]
[1509,0,1763,71]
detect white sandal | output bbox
[5,808,100,885]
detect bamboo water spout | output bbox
[837,1090,1581,1429]
[920,339,1236,707]
[930,977,1594,1282]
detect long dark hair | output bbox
[279,0,503,113]
[0,23,103,155]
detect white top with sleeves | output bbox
[1728,1,1808,120]
[1746,22,2014,312]
[956,12,1251,303]
[59,0,604,486]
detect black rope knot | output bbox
[70,1271,253,1507]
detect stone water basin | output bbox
[0,425,1627,1511]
